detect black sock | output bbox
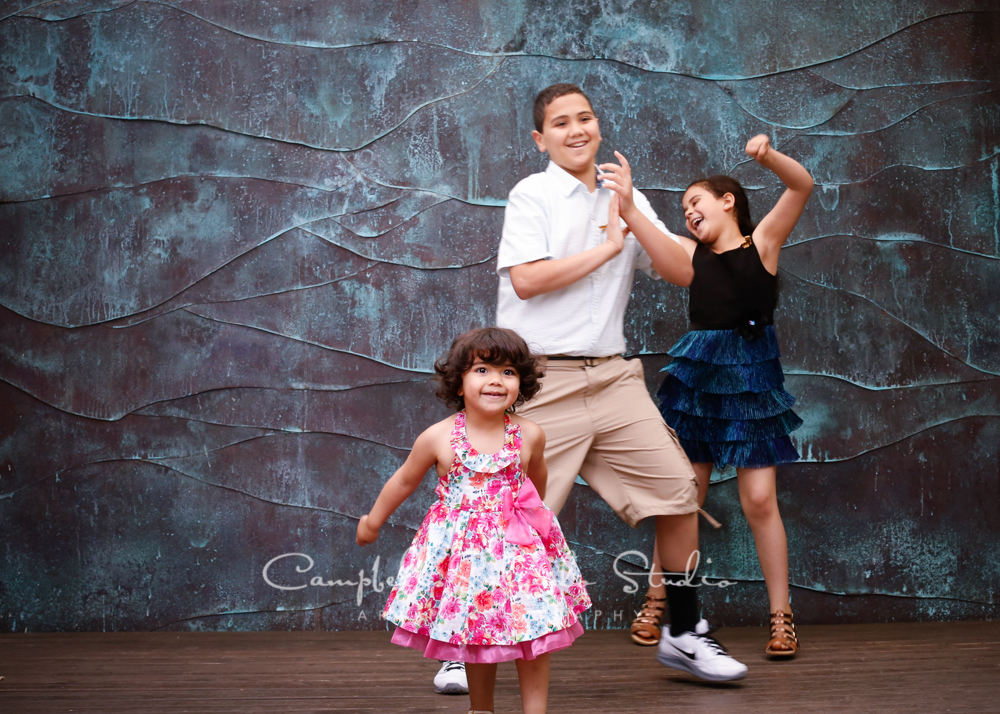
[665,574,699,636]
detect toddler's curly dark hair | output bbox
[434,327,543,412]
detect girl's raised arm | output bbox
[601,151,695,287]
[356,425,444,546]
[746,135,814,267]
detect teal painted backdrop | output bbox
[1,1,998,632]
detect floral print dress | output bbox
[384,411,591,663]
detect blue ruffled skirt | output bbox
[657,326,802,468]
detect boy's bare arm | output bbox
[508,234,622,299]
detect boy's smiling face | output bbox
[531,93,602,185]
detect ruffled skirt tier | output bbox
[657,326,802,468]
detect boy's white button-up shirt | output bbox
[496,161,681,356]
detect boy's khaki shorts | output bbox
[518,356,698,527]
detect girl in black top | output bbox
[636,135,813,657]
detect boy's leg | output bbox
[573,356,698,523]
[656,511,699,634]
[582,442,701,628]
[514,654,551,714]
[581,446,745,679]
[640,461,712,623]
[516,359,595,515]
[647,461,712,588]
[577,358,746,680]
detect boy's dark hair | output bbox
[688,175,757,238]
[434,327,543,412]
[533,83,593,132]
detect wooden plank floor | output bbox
[1,621,997,713]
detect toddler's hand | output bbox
[598,151,635,215]
[605,195,625,255]
[356,514,379,546]
[745,134,771,162]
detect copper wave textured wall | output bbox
[1,1,998,632]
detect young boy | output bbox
[494,83,747,681]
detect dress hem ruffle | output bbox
[680,435,801,468]
[390,621,584,663]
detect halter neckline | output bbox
[452,411,520,473]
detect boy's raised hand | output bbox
[745,134,771,163]
[356,514,379,546]
[605,195,625,254]
[598,150,635,215]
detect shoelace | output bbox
[442,660,465,672]
[691,633,728,654]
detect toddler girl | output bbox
[357,327,590,714]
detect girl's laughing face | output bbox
[682,184,734,243]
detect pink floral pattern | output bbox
[384,411,591,648]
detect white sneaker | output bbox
[657,627,748,682]
[433,660,468,694]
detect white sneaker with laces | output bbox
[657,627,748,682]
[433,660,469,694]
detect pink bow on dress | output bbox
[502,479,553,545]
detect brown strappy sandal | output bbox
[765,610,798,656]
[630,594,667,646]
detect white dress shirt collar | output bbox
[545,160,595,198]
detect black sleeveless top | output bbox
[688,238,778,335]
